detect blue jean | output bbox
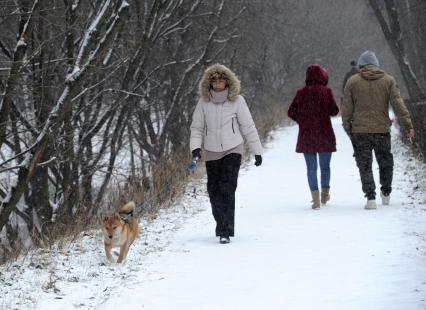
[303,152,332,191]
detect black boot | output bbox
[219,236,230,244]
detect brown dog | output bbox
[102,201,139,263]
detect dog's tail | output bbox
[118,201,136,215]
[118,201,149,222]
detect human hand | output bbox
[407,128,415,143]
[192,148,201,160]
[254,155,262,167]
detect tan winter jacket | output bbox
[341,65,413,134]
[190,64,263,155]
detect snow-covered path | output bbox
[97,118,426,310]
[3,118,426,310]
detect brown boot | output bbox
[321,188,330,204]
[311,190,320,209]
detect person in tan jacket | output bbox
[190,63,263,244]
[341,50,415,209]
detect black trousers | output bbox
[351,133,393,199]
[205,153,241,237]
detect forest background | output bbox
[0,0,425,263]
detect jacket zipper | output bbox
[219,103,223,150]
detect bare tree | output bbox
[1,0,411,261]
[0,0,130,238]
[368,0,425,100]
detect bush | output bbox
[406,100,426,160]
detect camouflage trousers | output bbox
[351,133,393,200]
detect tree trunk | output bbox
[61,0,79,219]
[0,0,40,150]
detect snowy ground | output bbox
[1,118,426,310]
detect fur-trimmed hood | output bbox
[199,63,241,102]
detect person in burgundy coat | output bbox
[288,64,339,209]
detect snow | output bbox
[102,48,113,66]
[1,118,425,309]
[120,0,130,10]
[71,0,80,12]
[16,37,27,48]
[65,66,80,83]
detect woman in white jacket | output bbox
[190,64,263,244]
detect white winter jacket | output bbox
[190,95,263,155]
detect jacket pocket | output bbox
[231,118,235,134]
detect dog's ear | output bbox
[102,215,110,223]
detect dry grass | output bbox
[253,100,292,141]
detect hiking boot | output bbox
[311,190,320,209]
[321,188,330,204]
[219,237,230,244]
[380,192,390,205]
[365,199,377,210]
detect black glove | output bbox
[254,155,262,167]
[192,148,201,160]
